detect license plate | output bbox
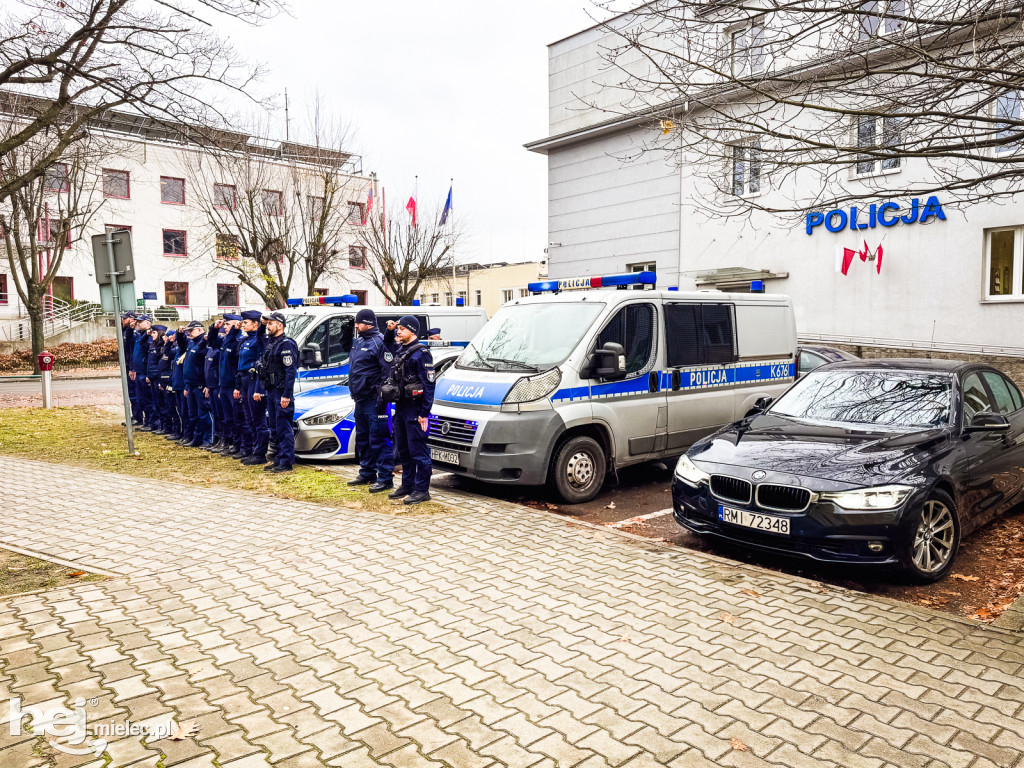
[430,448,460,465]
[718,504,790,535]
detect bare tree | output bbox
[0,130,110,370]
[0,0,283,204]
[589,0,1024,219]
[357,198,459,305]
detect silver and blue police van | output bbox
[283,294,488,459]
[426,272,797,502]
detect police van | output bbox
[282,295,488,460]
[278,295,488,393]
[426,272,797,502]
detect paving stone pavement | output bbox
[1,455,1023,768]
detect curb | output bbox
[0,373,119,382]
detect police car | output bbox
[286,295,487,460]
[426,272,798,503]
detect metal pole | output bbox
[41,368,52,409]
[106,235,135,454]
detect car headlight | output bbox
[301,411,349,427]
[504,368,562,404]
[675,455,710,487]
[820,485,915,510]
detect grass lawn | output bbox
[0,549,105,597]
[0,406,451,517]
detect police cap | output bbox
[185,320,204,330]
[152,324,167,333]
[240,310,263,322]
[223,313,242,321]
[264,312,287,325]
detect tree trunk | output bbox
[28,295,45,375]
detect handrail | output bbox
[0,295,103,343]
[798,332,1024,359]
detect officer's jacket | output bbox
[237,326,266,393]
[203,326,221,389]
[183,332,208,386]
[171,334,188,390]
[130,330,149,374]
[145,335,163,379]
[394,342,436,418]
[261,333,300,399]
[157,337,175,380]
[348,328,396,402]
[211,326,241,389]
[122,325,135,363]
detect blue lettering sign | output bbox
[805,197,945,235]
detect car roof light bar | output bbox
[527,271,656,294]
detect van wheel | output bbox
[549,435,606,503]
[900,490,960,583]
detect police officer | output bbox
[384,315,436,504]
[183,320,214,448]
[237,310,268,465]
[130,315,153,430]
[159,330,181,439]
[258,312,299,472]
[346,309,397,492]
[170,327,191,443]
[212,315,243,456]
[146,325,167,433]
[203,323,223,451]
[120,312,139,424]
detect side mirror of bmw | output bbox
[301,343,323,369]
[966,412,1010,432]
[592,342,627,381]
[753,396,774,412]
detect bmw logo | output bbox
[440,422,451,435]
[752,470,767,481]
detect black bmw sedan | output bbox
[672,359,1024,582]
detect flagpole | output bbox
[450,179,456,297]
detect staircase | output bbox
[0,296,105,344]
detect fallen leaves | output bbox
[740,588,761,598]
[720,612,736,624]
[166,720,199,741]
[971,602,1015,623]
[606,502,616,509]
[951,573,980,582]
[731,738,748,751]
[68,571,85,578]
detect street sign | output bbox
[136,298,144,307]
[100,281,137,313]
[143,291,157,300]
[91,230,135,284]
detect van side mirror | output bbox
[301,342,322,368]
[591,342,626,381]
[753,396,774,413]
[966,411,1010,432]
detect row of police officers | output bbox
[118,308,436,503]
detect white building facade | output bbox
[527,10,1024,355]
[0,113,381,322]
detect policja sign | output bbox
[91,229,137,453]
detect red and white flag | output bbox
[406,195,417,227]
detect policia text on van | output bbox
[426,272,797,503]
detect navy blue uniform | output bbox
[184,330,213,446]
[145,334,165,431]
[203,327,222,443]
[391,342,436,494]
[171,334,189,439]
[122,323,139,422]
[260,332,300,469]
[237,325,268,459]
[349,328,397,483]
[212,326,242,451]
[158,336,180,437]
[130,330,151,426]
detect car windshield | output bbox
[771,369,953,428]
[283,314,316,339]
[458,302,605,371]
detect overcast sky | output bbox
[223,1,602,266]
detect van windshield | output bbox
[283,314,317,339]
[458,302,605,371]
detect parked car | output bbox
[672,359,1024,582]
[797,344,859,378]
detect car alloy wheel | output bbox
[912,500,956,574]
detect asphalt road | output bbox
[0,375,125,408]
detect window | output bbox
[351,290,367,305]
[961,373,992,421]
[160,176,185,205]
[348,201,365,224]
[732,141,762,196]
[728,22,766,77]
[267,238,286,263]
[312,287,329,297]
[995,92,1021,156]
[51,276,73,302]
[102,170,130,199]
[262,190,283,216]
[855,115,902,175]
[162,229,187,257]
[859,0,905,39]
[475,289,482,306]
[629,262,657,273]
[445,292,453,306]
[502,289,513,303]
[306,317,354,367]
[798,351,827,377]
[105,224,132,234]
[214,184,237,210]
[665,303,738,367]
[38,218,71,248]
[431,293,439,304]
[985,226,1023,299]
[348,246,366,269]
[597,303,657,377]
[43,164,69,193]
[0,273,7,305]
[309,195,325,220]
[216,233,238,260]
[981,371,1022,414]
[164,281,189,306]
[217,283,239,307]
[459,291,468,304]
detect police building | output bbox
[526,6,1024,359]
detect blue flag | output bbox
[439,185,453,226]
